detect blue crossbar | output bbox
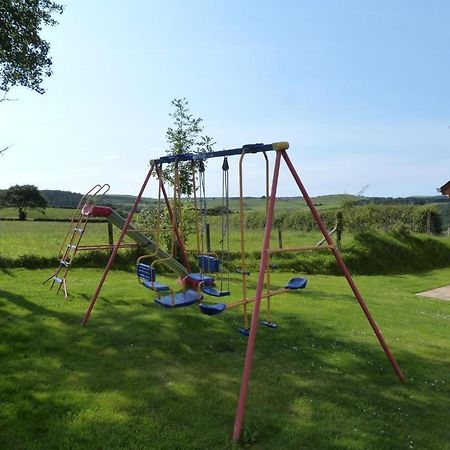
[152,142,288,165]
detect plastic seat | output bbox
[154,289,199,308]
[198,255,220,273]
[202,286,230,297]
[187,273,215,285]
[143,280,170,292]
[198,302,227,316]
[285,277,307,290]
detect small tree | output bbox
[2,184,48,220]
[163,98,215,196]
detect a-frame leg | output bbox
[281,150,405,383]
[81,164,155,326]
[233,150,283,442]
[232,149,405,443]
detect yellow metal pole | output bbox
[239,151,249,330]
[191,162,201,257]
[261,151,273,324]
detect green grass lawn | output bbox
[1,268,449,449]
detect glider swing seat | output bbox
[137,262,199,307]
[198,277,308,316]
[136,262,170,292]
[134,167,201,308]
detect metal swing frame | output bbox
[79,141,406,444]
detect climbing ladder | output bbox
[43,184,110,298]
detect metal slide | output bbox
[105,208,189,277]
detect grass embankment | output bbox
[0,268,449,448]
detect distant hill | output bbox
[39,189,448,211]
[41,190,82,208]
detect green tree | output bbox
[2,184,48,220]
[0,0,64,96]
[163,98,215,196]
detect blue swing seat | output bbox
[198,302,227,316]
[202,285,230,297]
[285,277,308,290]
[137,263,170,291]
[142,280,170,292]
[198,255,220,273]
[187,273,215,285]
[154,289,199,308]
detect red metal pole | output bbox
[81,164,155,326]
[155,166,192,273]
[232,150,282,443]
[281,151,406,383]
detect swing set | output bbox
[78,141,405,443]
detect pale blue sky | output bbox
[1,1,449,197]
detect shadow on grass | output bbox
[0,268,16,276]
[0,287,449,449]
[343,231,450,275]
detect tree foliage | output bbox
[0,0,64,95]
[163,98,215,196]
[2,184,48,220]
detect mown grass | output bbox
[0,268,449,449]
[0,219,329,260]
[0,221,116,259]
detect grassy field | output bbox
[0,219,330,259]
[0,268,449,449]
[0,206,77,220]
[0,221,117,259]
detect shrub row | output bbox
[220,204,442,234]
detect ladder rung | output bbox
[59,260,70,267]
[67,244,77,250]
[53,277,63,283]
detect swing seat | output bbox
[285,277,308,290]
[137,263,155,281]
[154,289,199,308]
[187,273,215,286]
[198,302,227,316]
[142,280,170,292]
[137,263,170,291]
[202,286,230,297]
[198,255,220,273]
